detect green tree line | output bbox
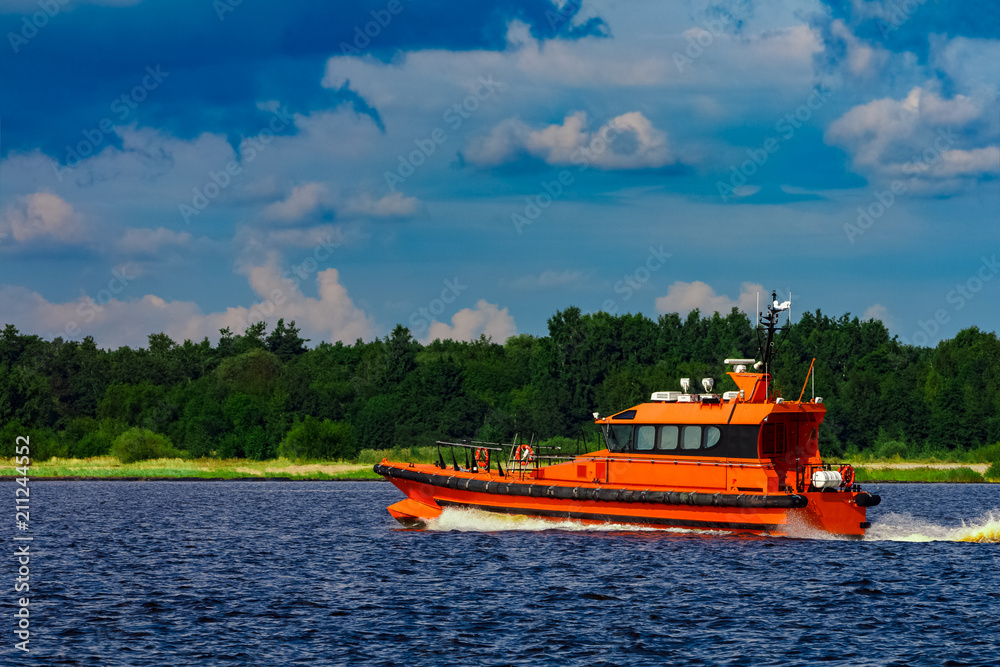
[1,308,998,461]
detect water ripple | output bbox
[2,480,997,665]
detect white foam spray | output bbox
[421,507,1000,543]
[423,507,727,534]
[863,510,1000,543]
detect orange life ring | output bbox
[475,447,489,469]
[515,443,535,463]
[839,464,855,488]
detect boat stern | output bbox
[791,490,879,538]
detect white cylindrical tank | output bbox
[811,470,843,489]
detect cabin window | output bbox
[635,425,656,451]
[659,425,679,450]
[609,425,729,454]
[610,424,634,452]
[681,426,702,450]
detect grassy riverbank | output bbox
[7,456,379,480]
[853,465,992,483]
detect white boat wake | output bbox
[421,507,1000,543]
[422,507,724,534]
[863,510,1000,543]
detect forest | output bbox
[1,307,999,462]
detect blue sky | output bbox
[1,0,997,349]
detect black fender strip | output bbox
[373,464,808,510]
[855,492,881,507]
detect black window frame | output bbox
[603,424,755,457]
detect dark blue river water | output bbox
[2,480,998,666]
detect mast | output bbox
[757,290,790,397]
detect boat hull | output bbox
[376,462,872,537]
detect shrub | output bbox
[64,418,125,458]
[875,439,908,460]
[907,440,953,462]
[110,428,181,463]
[279,416,354,460]
[969,443,1000,463]
[356,448,394,465]
[987,462,1000,481]
[842,443,864,462]
[871,428,908,460]
[356,446,437,465]
[1,419,65,461]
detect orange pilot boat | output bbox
[375,292,881,538]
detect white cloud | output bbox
[234,256,374,344]
[462,117,532,166]
[931,147,1000,179]
[863,303,891,326]
[732,185,761,198]
[323,20,667,113]
[247,224,346,250]
[465,111,672,170]
[930,35,1000,99]
[344,191,420,218]
[423,300,516,344]
[510,269,584,290]
[828,19,889,77]
[116,227,193,254]
[259,187,419,226]
[655,281,762,317]
[825,86,998,188]
[261,183,328,223]
[0,192,85,244]
[0,257,375,349]
[321,11,824,132]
